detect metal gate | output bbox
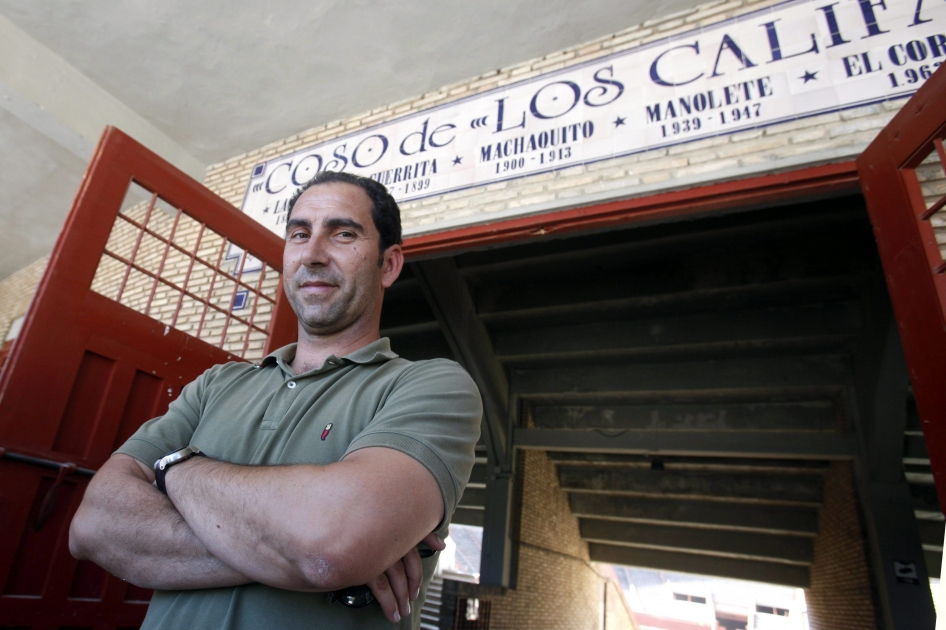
[857,64,946,513]
[0,127,296,629]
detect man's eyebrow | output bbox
[322,217,365,232]
[285,217,312,234]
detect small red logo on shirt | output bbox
[321,423,333,441]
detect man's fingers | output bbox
[367,533,445,622]
[384,560,411,620]
[421,531,446,552]
[402,546,423,601]
[368,572,402,624]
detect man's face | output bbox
[282,183,401,336]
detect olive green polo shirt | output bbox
[115,338,482,630]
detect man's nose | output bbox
[300,233,331,266]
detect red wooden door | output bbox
[0,127,296,629]
[858,64,946,511]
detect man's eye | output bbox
[289,231,309,240]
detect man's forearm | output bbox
[69,455,251,591]
[165,448,443,592]
[164,457,340,591]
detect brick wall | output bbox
[200,0,908,242]
[806,462,878,630]
[91,202,278,362]
[919,151,946,259]
[0,256,47,342]
[603,573,637,630]
[469,451,636,630]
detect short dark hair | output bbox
[286,171,403,256]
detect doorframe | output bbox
[401,159,865,591]
[402,160,860,258]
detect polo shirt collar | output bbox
[258,337,398,372]
[344,337,399,364]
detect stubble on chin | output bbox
[286,285,356,336]
[299,301,350,333]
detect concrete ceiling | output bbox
[0,0,705,281]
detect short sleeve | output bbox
[344,359,482,528]
[113,365,219,467]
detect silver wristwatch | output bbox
[153,446,204,495]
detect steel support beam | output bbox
[500,336,853,367]
[412,258,514,587]
[531,400,839,432]
[494,301,861,360]
[853,317,936,629]
[558,466,823,505]
[515,428,856,460]
[480,468,516,587]
[864,483,936,630]
[548,451,831,474]
[569,494,819,536]
[478,277,859,327]
[588,543,810,588]
[413,259,509,463]
[458,210,862,279]
[579,518,814,565]
[510,355,853,395]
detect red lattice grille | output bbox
[91,183,281,361]
[914,137,946,272]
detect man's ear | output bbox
[380,244,404,288]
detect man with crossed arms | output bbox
[69,171,482,629]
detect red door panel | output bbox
[0,127,297,629]
[858,64,946,508]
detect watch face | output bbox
[156,446,197,470]
[154,447,201,495]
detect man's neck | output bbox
[289,324,380,375]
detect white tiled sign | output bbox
[242,0,946,234]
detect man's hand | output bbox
[369,532,445,623]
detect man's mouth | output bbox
[299,280,338,295]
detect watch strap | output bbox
[154,446,205,495]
